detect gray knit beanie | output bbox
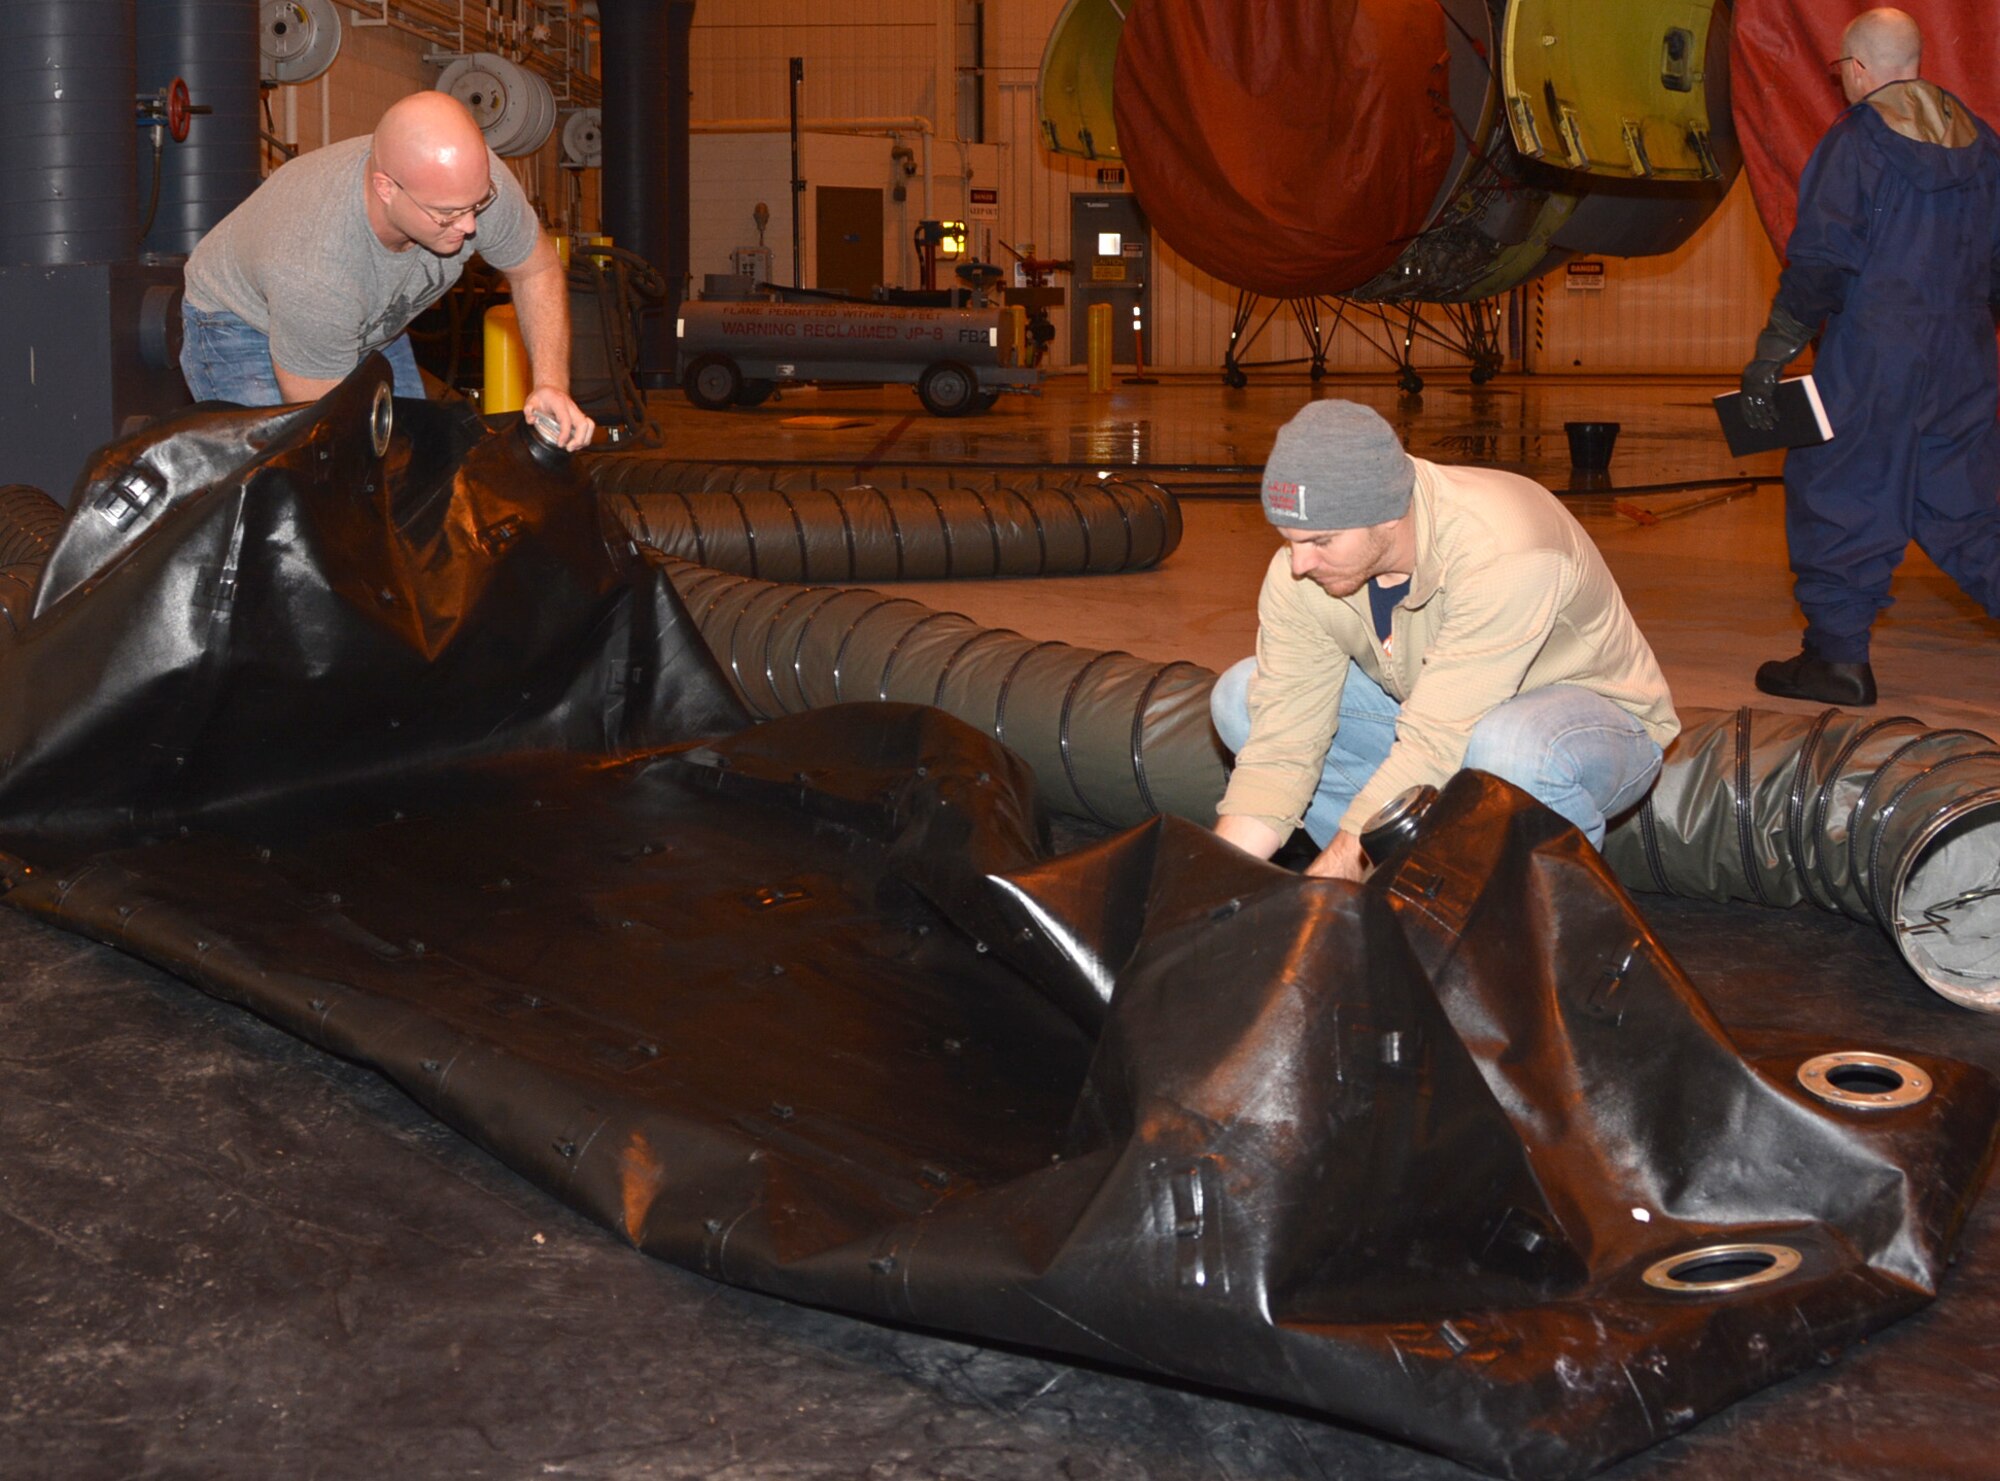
[1260,400,1414,530]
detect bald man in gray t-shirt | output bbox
[181,91,594,449]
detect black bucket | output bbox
[1564,421,1621,472]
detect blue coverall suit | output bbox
[1775,86,2000,664]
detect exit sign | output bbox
[1096,167,1125,186]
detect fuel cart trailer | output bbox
[676,299,1041,416]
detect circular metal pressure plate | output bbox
[369,381,394,458]
[1641,1243,1803,1295]
[1797,1051,1934,1111]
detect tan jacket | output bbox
[1218,458,1680,838]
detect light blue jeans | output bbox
[180,302,425,405]
[1210,657,1663,848]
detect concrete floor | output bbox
[640,370,2000,736]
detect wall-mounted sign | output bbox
[1096,167,1125,187]
[967,187,999,223]
[1565,260,1607,291]
[1091,263,1127,282]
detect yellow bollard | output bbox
[483,302,529,414]
[1000,304,1027,366]
[1087,302,1112,392]
[557,231,613,267]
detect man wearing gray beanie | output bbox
[1211,400,1679,880]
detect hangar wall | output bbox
[688,132,999,296]
[257,0,1782,377]
[681,0,1788,377]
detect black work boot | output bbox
[1755,650,1877,706]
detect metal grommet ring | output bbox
[369,380,394,457]
[1641,1242,1803,1294]
[1796,1051,1933,1111]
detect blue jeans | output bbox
[179,302,425,405]
[1210,657,1663,848]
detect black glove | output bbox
[1739,304,1814,432]
[1740,357,1783,430]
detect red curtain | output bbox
[1733,0,2000,253]
[1112,0,1453,298]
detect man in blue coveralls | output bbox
[1741,7,2000,706]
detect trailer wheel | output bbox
[684,354,743,411]
[917,361,978,417]
[734,379,777,409]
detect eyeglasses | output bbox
[1826,54,1855,73]
[384,173,499,227]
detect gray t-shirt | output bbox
[184,135,540,380]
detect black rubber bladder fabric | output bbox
[1,360,1997,1479]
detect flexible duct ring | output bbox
[994,641,1066,747]
[1000,483,1050,574]
[1733,707,1774,908]
[877,610,960,702]
[784,586,852,709]
[831,486,861,575]
[870,486,907,579]
[720,489,761,578]
[962,485,1005,571]
[724,583,799,717]
[1058,650,1127,828]
[1635,793,1670,894]
[829,595,925,704]
[1047,482,1093,570]
[1863,748,2000,927]
[1805,716,1924,907]
[772,488,810,578]
[1830,720,1939,902]
[931,627,1016,709]
[1784,707,1843,913]
[1096,481,1142,569]
[910,484,955,578]
[1848,732,1994,915]
[756,587,820,711]
[676,491,712,568]
[1130,660,1203,819]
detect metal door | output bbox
[815,185,885,299]
[1070,194,1151,363]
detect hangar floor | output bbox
[6,370,2000,1480]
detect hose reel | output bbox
[437,53,557,158]
[260,0,343,86]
